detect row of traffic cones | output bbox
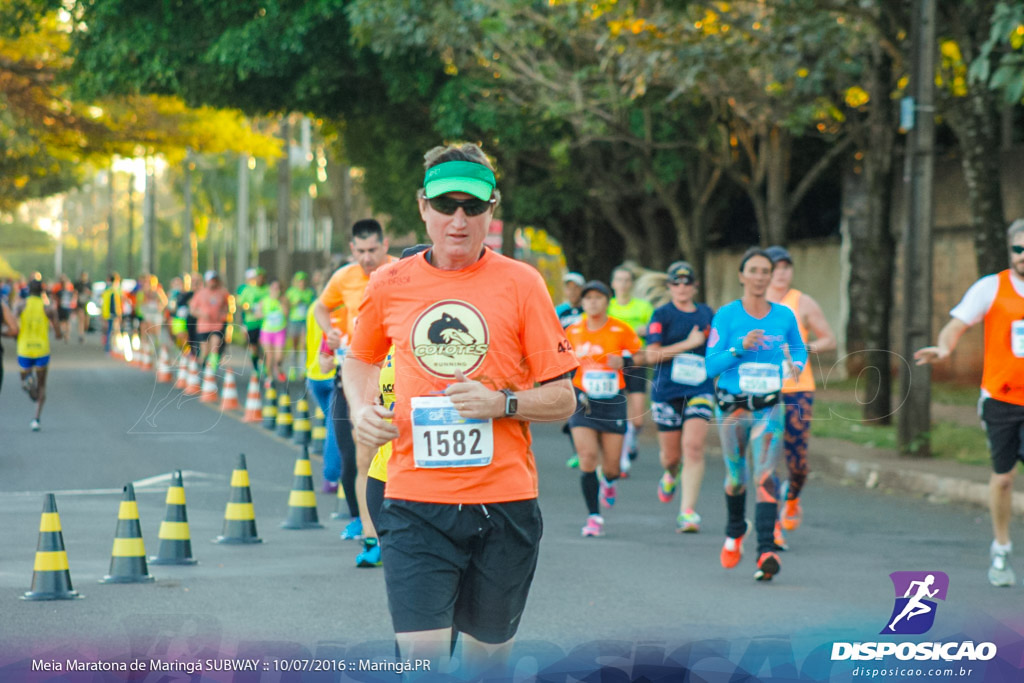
[23,449,324,600]
[123,340,326,453]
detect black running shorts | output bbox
[378,498,542,644]
[981,397,1024,475]
[622,360,649,394]
[568,388,628,434]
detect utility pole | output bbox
[106,163,115,274]
[183,152,194,277]
[898,0,937,457]
[236,154,250,287]
[126,175,135,277]
[276,118,292,281]
[142,157,156,276]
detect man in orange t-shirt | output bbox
[343,144,578,676]
[313,219,394,539]
[565,280,642,537]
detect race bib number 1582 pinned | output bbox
[411,396,493,468]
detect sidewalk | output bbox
[809,432,1024,516]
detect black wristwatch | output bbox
[500,389,518,417]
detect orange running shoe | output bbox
[720,522,749,569]
[773,520,788,551]
[781,498,803,531]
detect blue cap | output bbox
[765,245,793,264]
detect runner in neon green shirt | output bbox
[237,268,268,372]
[258,280,289,384]
[285,271,316,380]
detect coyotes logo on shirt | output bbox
[410,300,490,379]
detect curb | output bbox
[813,443,1024,516]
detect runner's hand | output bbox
[742,329,765,351]
[684,325,705,349]
[352,403,398,449]
[605,354,624,370]
[446,369,504,419]
[913,346,949,365]
[325,327,343,350]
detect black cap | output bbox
[580,280,612,299]
[764,245,793,264]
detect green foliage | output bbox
[970,1,1024,103]
[0,220,55,251]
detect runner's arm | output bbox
[445,371,576,422]
[801,294,836,354]
[643,326,707,364]
[342,355,396,449]
[313,297,342,349]
[914,318,969,365]
[1,301,18,337]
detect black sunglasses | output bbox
[427,196,496,217]
[668,277,696,286]
[1012,245,1024,255]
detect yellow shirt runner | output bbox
[367,347,396,482]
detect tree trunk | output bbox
[764,126,790,246]
[844,44,896,423]
[945,89,1006,278]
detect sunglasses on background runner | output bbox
[1012,245,1024,255]
[427,196,497,216]
[668,277,696,286]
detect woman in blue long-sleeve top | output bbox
[705,247,807,582]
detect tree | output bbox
[971,1,1024,103]
[937,0,1012,279]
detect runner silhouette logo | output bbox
[881,571,949,635]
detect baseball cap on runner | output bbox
[667,261,697,284]
[562,272,585,287]
[580,280,612,299]
[423,161,496,201]
[244,268,257,280]
[204,270,219,282]
[765,245,793,264]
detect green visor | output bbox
[423,161,496,201]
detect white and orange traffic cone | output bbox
[183,359,201,396]
[199,365,219,403]
[174,355,189,389]
[220,370,240,411]
[242,375,262,422]
[156,346,173,383]
[140,342,153,371]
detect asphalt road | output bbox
[0,337,1020,679]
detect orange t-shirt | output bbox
[348,249,579,504]
[319,258,397,338]
[566,316,642,392]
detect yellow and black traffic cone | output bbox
[262,385,278,430]
[149,471,197,565]
[330,479,349,520]
[100,483,155,583]
[281,446,323,529]
[292,398,311,446]
[22,494,82,601]
[215,454,263,544]
[310,405,326,455]
[276,394,293,439]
